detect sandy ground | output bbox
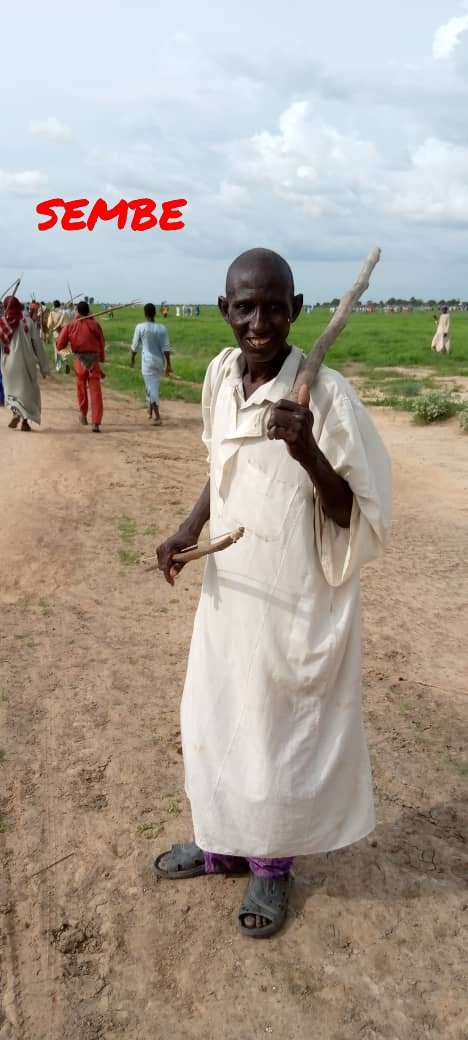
[1,376,467,1040]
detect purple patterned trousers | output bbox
[204,852,293,878]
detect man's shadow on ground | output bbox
[290,798,467,918]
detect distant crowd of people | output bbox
[0,292,453,433]
[175,304,201,317]
[0,295,175,432]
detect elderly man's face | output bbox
[219,264,302,368]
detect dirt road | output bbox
[1,377,467,1040]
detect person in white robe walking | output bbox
[1,295,49,430]
[47,300,69,372]
[154,248,392,939]
[431,307,451,353]
[130,303,172,424]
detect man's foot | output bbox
[154,842,249,880]
[20,419,31,432]
[79,415,88,426]
[238,875,290,939]
[8,415,20,429]
[154,843,207,879]
[92,424,100,433]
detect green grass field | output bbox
[52,307,468,410]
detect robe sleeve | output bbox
[313,386,391,587]
[29,320,50,376]
[131,325,141,352]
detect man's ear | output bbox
[291,294,303,323]
[218,295,230,323]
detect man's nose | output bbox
[249,307,270,332]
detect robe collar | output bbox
[223,345,305,408]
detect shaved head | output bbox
[218,248,303,371]
[226,248,295,298]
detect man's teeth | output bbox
[249,338,270,346]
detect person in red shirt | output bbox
[57,301,106,432]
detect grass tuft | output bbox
[118,548,140,566]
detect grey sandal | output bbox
[154,842,207,879]
[154,842,250,880]
[238,875,290,939]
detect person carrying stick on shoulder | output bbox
[56,301,106,432]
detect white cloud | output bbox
[389,137,468,223]
[217,100,468,235]
[29,116,71,140]
[213,181,251,211]
[433,13,468,60]
[220,101,381,219]
[0,170,48,194]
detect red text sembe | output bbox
[36,197,188,232]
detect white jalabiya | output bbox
[1,320,49,424]
[431,313,451,353]
[181,346,392,857]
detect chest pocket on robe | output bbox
[220,451,308,542]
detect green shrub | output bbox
[414,391,458,424]
[459,408,468,433]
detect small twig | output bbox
[145,527,245,573]
[28,851,76,879]
[397,676,466,696]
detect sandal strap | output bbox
[239,876,290,921]
[164,842,205,872]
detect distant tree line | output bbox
[313,297,467,309]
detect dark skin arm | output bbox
[267,384,353,528]
[157,479,211,585]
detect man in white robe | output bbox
[155,249,392,939]
[1,295,49,430]
[431,307,451,353]
[47,300,69,372]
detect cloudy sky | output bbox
[2,0,468,303]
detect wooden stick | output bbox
[289,247,382,399]
[74,301,137,323]
[1,277,21,302]
[65,285,85,307]
[145,527,245,573]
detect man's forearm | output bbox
[178,480,210,539]
[304,447,353,528]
